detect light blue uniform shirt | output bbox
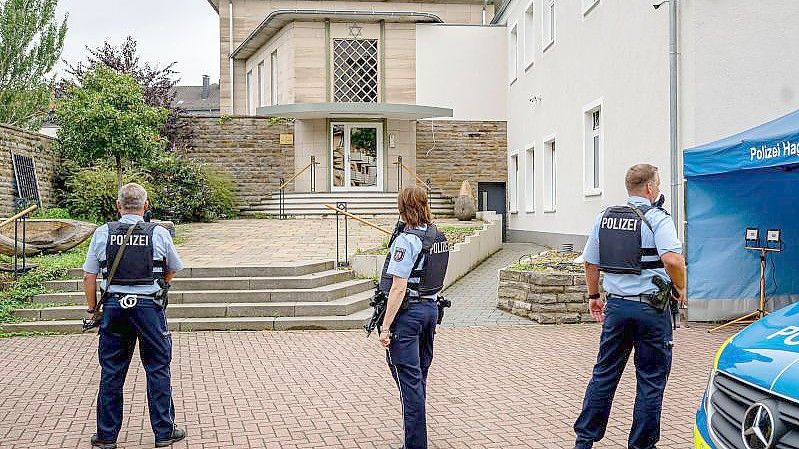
[83,214,184,295]
[582,196,682,296]
[386,225,436,299]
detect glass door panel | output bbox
[332,125,346,188]
[330,123,382,191]
[349,127,378,188]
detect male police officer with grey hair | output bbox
[574,164,686,449]
[83,183,186,448]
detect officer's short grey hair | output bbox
[625,164,659,192]
[118,183,148,211]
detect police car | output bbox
[694,302,799,449]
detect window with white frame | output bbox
[544,138,556,211]
[270,50,279,105]
[509,154,519,212]
[523,1,535,69]
[543,0,556,51]
[584,103,602,194]
[246,69,254,115]
[509,24,518,83]
[257,60,265,107]
[525,147,535,212]
[582,0,600,16]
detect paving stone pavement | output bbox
[442,243,546,327]
[0,324,735,449]
[176,218,481,266]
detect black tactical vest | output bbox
[598,205,665,275]
[101,221,165,285]
[379,223,450,297]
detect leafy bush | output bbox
[30,208,73,219]
[62,167,152,223]
[144,152,236,223]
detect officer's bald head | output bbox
[625,164,659,196]
[117,183,148,215]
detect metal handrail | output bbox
[323,203,390,234]
[392,156,431,191]
[279,157,318,191]
[0,204,38,228]
[277,156,319,219]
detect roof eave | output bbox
[231,9,443,60]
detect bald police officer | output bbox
[574,164,686,449]
[83,183,186,448]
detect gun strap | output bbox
[98,223,139,308]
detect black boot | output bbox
[155,427,186,447]
[90,434,117,449]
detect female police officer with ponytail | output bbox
[378,185,449,449]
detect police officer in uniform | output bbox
[378,185,449,449]
[83,183,186,448]
[573,164,686,449]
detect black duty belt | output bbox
[608,294,657,304]
[407,297,437,304]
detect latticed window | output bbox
[333,39,379,102]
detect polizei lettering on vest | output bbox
[430,241,449,254]
[601,217,638,232]
[110,234,150,246]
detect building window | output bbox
[525,147,535,212]
[246,69,253,115]
[270,50,279,105]
[543,0,556,52]
[582,0,600,16]
[509,23,518,84]
[523,1,535,69]
[544,137,556,211]
[333,38,379,102]
[510,154,519,212]
[583,101,602,195]
[257,60,265,107]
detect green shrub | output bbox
[62,167,152,223]
[144,153,236,223]
[31,208,73,219]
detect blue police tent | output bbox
[684,108,799,321]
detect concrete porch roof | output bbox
[255,102,453,120]
[231,9,443,60]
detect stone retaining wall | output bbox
[497,269,598,324]
[416,120,507,198]
[178,116,295,210]
[0,124,58,216]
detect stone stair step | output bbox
[0,309,373,333]
[30,279,375,305]
[46,269,353,292]
[13,291,373,321]
[65,261,335,279]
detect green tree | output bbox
[0,0,67,129]
[55,66,168,188]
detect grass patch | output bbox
[356,224,481,256]
[172,223,191,246]
[0,243,88,323]
[507,250,583,273]
[0,331,60,338]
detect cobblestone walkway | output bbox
[0,325,734,449]
[442,243,546,327]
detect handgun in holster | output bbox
[652,276,680,329]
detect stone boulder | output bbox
[454,180,476,221]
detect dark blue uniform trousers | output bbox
[97,298,175,442]
[574,297,673,449]
[386,301,438,449]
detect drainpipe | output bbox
[668,0,679,222]
[229,0,234,113]
[482,0,488,25]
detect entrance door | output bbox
[478,182,508,242]
[331,123,383,191]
